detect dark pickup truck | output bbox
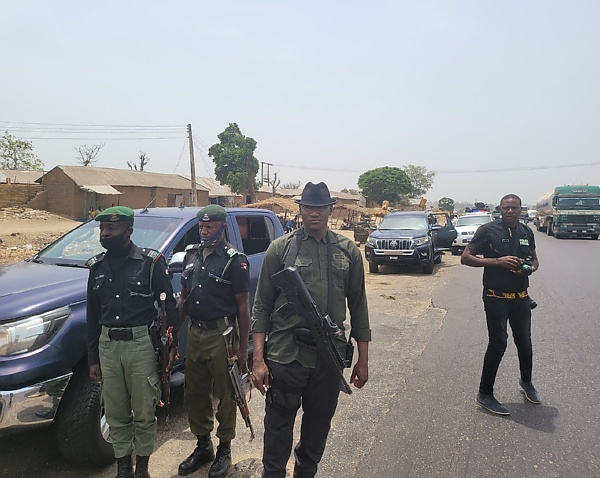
[364,211,456,274]
[0,206,284,466]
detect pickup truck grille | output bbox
[375,238,412,250]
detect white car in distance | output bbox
[451,213,494,255]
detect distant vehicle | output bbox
[535,185,600,239]
[451,213,494,255]
[364,211,456,274]
[0,207,284,467]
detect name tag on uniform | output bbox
[519,239,529,246]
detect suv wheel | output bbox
[421,251,434,274]
[54,368,114,467]
[450,246,460,256]
[368,260,379,273]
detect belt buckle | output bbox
[198,321,209,331]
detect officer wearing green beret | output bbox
[86,206,179,478]
[177,204,250,478]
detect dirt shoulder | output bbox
[0,207,79,265]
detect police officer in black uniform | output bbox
[87,206,179,478]
[177,205,250,478]
[462,194,540,416]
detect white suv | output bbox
[451,213,494,255]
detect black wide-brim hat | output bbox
[295,182,337,206]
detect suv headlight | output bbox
[413,236,430,246]
[366,237,377,247]
[0,306,71,356]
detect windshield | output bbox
[379,215,427,230]
[557,197,600,209]
[33,216,184,266]
[456,215,493,227]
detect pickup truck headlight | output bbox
[413,236,430,246]
[0,306,71,356]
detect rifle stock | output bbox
[271,267,352,395]
[158,292,172,420]
[222,326,255,441]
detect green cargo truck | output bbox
[535,185,600,239]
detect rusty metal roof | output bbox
[43,166,208,191]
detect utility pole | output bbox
[261,161,273,185]
[187,124,198,206]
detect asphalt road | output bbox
[1,230,598,477]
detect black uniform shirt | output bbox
[468,220,536,293]
[181,241,249,321]
[86,242,178,365]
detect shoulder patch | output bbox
[141,248,163,263]
[185,244,200,252]
[85,252,105,270]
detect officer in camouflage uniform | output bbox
[177,205,250,478]
[87,206,179,478]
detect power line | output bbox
[16,136,186,140]
[172,137,189,174]
[0,120,184,128]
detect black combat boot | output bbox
[178,435,215,476]
[134,455,151,478]
[116,455,134,478]
[208,442,231,478]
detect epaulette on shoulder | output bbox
[185,244,200,252]
[225,245,240,258]
[85,252,105,270]
[141,248,163,263]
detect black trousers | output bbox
[479,296,533,395]
[261,359,341,478]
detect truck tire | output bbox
[591,234,599,240]
[368,260,379,273]
[54,368,114,467]
[421,252,434,274]
[434,253,442,264]
[547,223,554,236]
[451,246,460,256]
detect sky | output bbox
[2,1,600,207]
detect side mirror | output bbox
[168,251,186,274]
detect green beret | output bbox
[197,204,227,222]
[95,206,134,223]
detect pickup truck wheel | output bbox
[421,252,434,274]
[368,260,378,273]
[54,369,114,467]
[450,246,460,256]
[434,253,442,264]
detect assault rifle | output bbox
[222,326,255,440]
[271,267,352,395]
[153,292,173,420]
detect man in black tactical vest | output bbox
[462,194,540,416]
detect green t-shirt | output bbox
[252,229,371,368]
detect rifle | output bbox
[222,326,255,441]
[271,267,352,395]
[157,292,173,420]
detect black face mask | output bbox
[100,234,128,251]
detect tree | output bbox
[127,151,150,171]
[281,181,302,189]
[341,188,360,195]
[403,164,436,199]
[0,131,44,170]
[438,197,455,212]
[209,123,259,203]
[268,171,281,196]
[357,166,413,205]
[75,143,105,166]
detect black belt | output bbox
[190,317,235,331]
[108,328,134,341]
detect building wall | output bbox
[42,168,84,218]
[110,186,209,209]
[0,183,43,208]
